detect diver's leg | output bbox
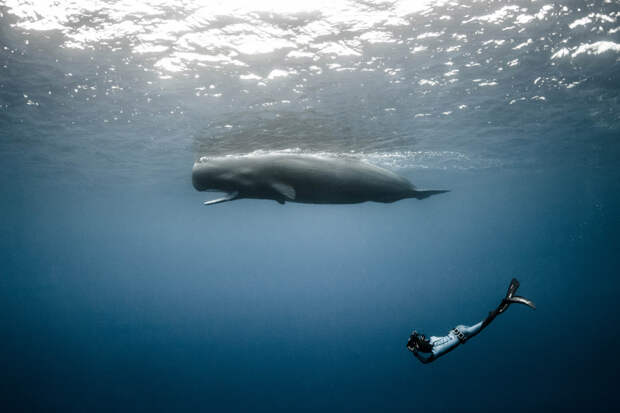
[456,322,483,339]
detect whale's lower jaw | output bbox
[203,191,239,206]
[410,189,450,200]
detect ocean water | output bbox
[1,0,619,411]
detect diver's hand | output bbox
[407,331,420,353]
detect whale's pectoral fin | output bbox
[203,191,239,206]
[271,182,296,201]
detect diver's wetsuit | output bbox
[408,278,535,364]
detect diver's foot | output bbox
[502,278,536,310]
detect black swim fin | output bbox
[504,278,536,310]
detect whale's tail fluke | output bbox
[411,189,450,200]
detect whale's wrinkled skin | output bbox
[192,154,449,205]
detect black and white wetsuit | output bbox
[412,322,483,364]
[408,278,535,364]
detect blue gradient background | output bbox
[3,166,619,411]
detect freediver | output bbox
[407,278,535,364]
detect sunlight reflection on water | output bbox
[1,0,618,182]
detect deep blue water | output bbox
[1,1,620,412]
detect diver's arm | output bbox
[409,347,434,364]
[408,332,461,364]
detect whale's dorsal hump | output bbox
[271,182,296,201]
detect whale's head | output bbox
[192,157,245,193]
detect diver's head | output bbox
[408,331,433,353]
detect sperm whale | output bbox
[192,154,449,205]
